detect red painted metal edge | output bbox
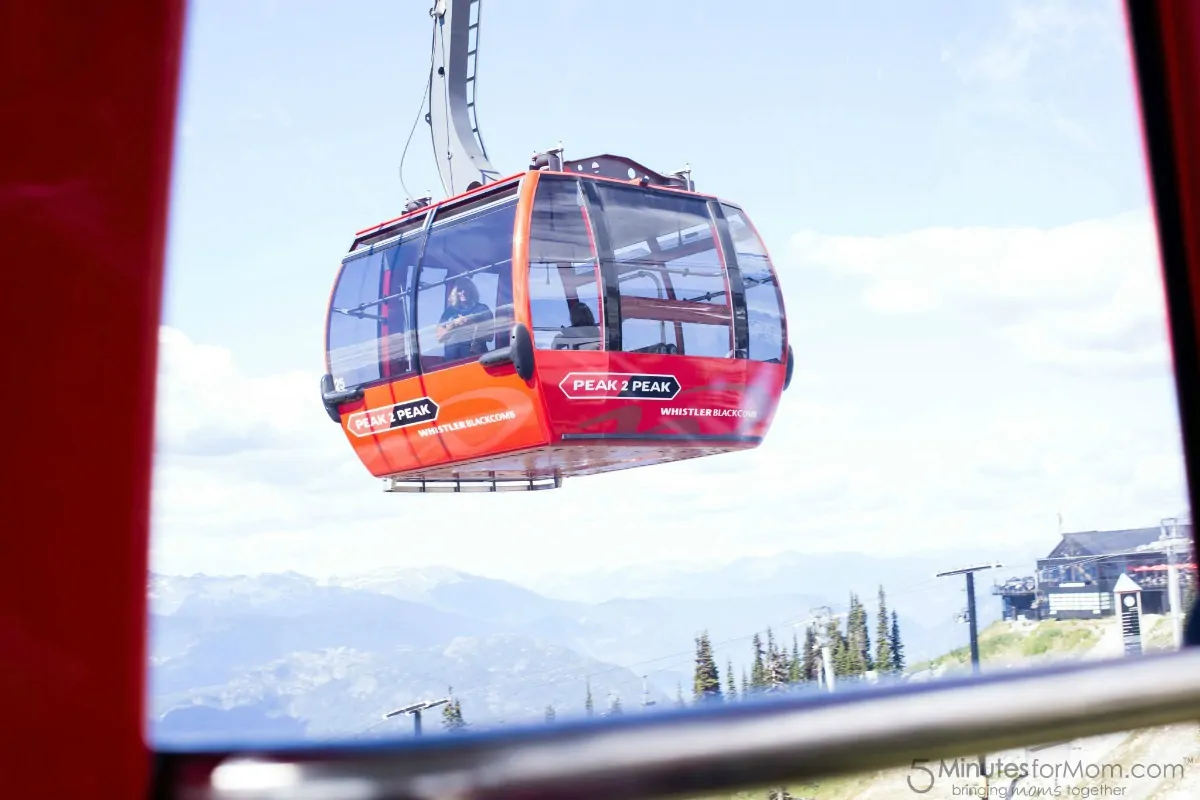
[0,1,187,796]
[1125,0,1200,553]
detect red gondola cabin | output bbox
[321,165,793,492]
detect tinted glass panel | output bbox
[326,222,425,390]
[416,189,518,372]
[327,251,383,390]
[596,184,734,357]
[528,177,603,351]
[722,204,785,363]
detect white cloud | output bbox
[156,326,324,457]
[789,209,1170,373]
[952,0,1123,86]
[939,0,1127,150]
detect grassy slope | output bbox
[905,617,1101,676]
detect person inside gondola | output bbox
[551,302,601,350]
[436,277,494,360]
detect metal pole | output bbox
[936,563,1000,780]
[383,697,450,738]
[936,563,1000,674]
[642,675,655,709]
[821,646,835,692]
[967,571,981,673]
[1168,546,1183,649]
[967,569,984,778]
[809,607,839,693]
[1164,518,1185,650]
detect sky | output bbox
[149,0,1191,584]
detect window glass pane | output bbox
[327,250,384,390]
[596,184,734,358]
[326,221,425,390]
[416,191,518,372]
[528,177,603,351]
[722,204,786,363]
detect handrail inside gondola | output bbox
[332,259,513,317]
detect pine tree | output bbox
[607,695,623,716]
[841,596,858,675]
[750,632,766,691]
[585,680,594,716]
[726,660,738,701]
[741,668,749,695]
[693,631,722,702]
[442,696,466,732]
[865,596,874,668]
[789,632,802,684]
[544,704,556,723]
[828,617,851,677]
[845,593,871,675]
[802,625,820,681]
[763,627,789,692]
[452,699,465,730]
[890,610,905,673]
[875,585,894,674]
[676,682,686,707]
[1183,580,1197,626]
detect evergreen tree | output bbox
[890,610,905,673]
[676,682,686,707]
[585,679,594,716]
[741,668,749,695]
[452,699,465,730]
[544,704,556,723]
[607,695,623,716]
[789,632,802,684]
[845,593,871,675]
[1183,580,1197,631]
[693,631,722,702]
[442,696,466,733]
[750,632,766,691]
[828,617,851,677]
[841,597,857,675]
[875,585,894,674]
[859,594,873,672]
[763,626,789,692]
[802,625,820,681]
[726,660,738,701]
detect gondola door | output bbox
[326,215,440,477]
[410,180,551,473]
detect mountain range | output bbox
[148,542,1046,747]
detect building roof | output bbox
[1113,573,1143,594]
[1043,524,1192,560]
